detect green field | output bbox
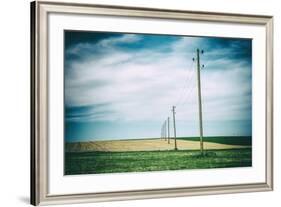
[65,136,252,175]
[65,148,252,175]
[178,136,251,146]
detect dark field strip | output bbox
[178,136,252,146]
[65,148,252,175]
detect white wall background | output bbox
[0,0,279,206]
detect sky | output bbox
[64,31,252,142]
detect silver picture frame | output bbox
[31,0,273,205]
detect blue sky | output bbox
[64,31,252,142]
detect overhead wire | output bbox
[174,61,195,107]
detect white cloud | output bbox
[67,34,141,56]
[98,34,141,47]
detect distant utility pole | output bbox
[161,124,163,139]
[167,117,170,144]
[163,121,165,141]
[162,122,165,140]
[172,106,178,150]
[195,48,204,155]
[163,120,167,141]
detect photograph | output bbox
[64,31,252,175]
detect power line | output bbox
[174,61,195,106]
[175,62,195,106]
[177,69,197,107]
[178,77,197,107]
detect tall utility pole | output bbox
[167,117,170,144]
[196,49,204,155]
[172,106,178,150]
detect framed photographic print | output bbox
[31,0,273,205]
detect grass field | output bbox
[65,136,252,175]
[178,136,251,146]
[65,148,252,175]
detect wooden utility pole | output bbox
[167,117,170,144]
[196,49,204,155]
[163,120,167,141]
[161,124,163,139]
[162,123,165,140]
[172,106,178,150]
